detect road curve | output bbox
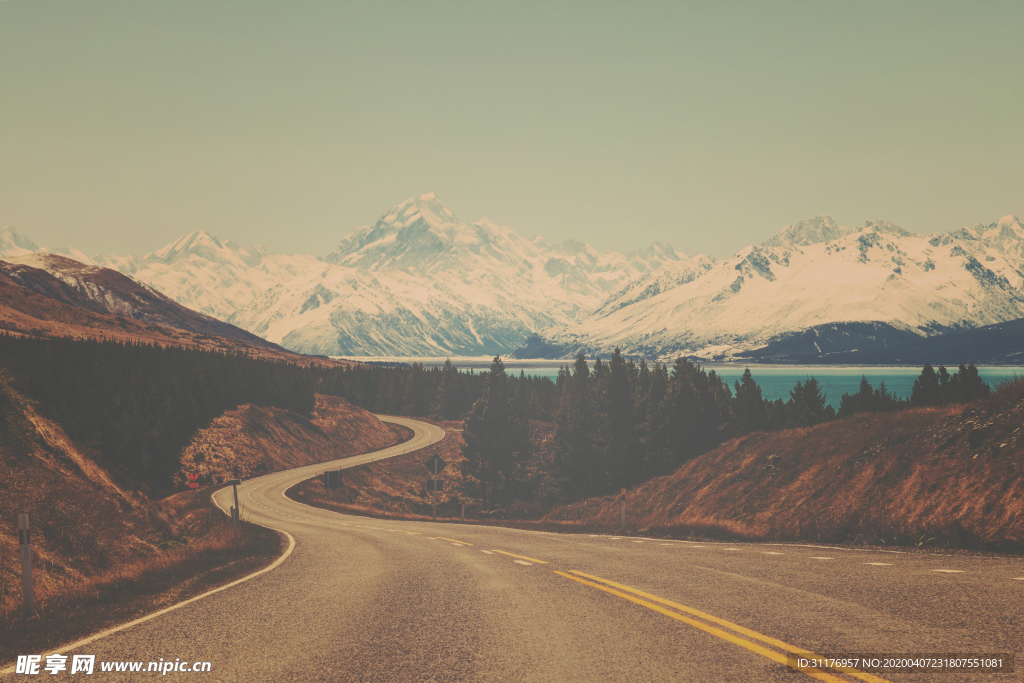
[8,416,1022,682]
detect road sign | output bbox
[424,455,448,474]
[187,472,200,489]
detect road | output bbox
[10,416,1022,682]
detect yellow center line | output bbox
[566,571,891,683]
[490,549,549,564]
[434,536,473,545]
[555,572,854,683]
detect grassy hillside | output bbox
[176,394,405,487]
[543,379,1024,551]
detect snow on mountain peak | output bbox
[762,215,852,248]
[0,226,39,257]
[379,193,460,231]
[151,229,226,264]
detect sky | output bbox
[1,1,1022,259]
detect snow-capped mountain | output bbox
[91,231,321,321]
[3,195,697,356]
[0,226,39,257]
[9,204,1024,362]
[0,252,277,347]
[230,193,695,355]
[517,214,1024,361]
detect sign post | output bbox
[620,488,626,533]
[18,514,34,617]
[227,479,241,545]
[424,455,448,521]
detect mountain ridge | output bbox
[4,202,1023,360]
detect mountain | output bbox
[91,230,321,321]
[0,253,335,365]
[9,204,1024,362]
[66,194,696,357]
[230,192,693,356]
[518,214,1024,361]
[0,226,38,257]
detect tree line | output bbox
[0,334,316,489]
[455,353,991,506]
[0,333,990,502]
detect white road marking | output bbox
[451,543,464,547]
[865,562,892,566]
[633,540,644,543]
[480,550,494,555]
[810,557,833,560]
[724,548,741,551]
[687,546,705,548]
[763,552,784,555]
[660,543,674,546]
[1013,578,1024,581]
[932,569,964,573]
[514,560,533,566]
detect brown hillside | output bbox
[175,394,404,487]
[0,374,280,659]
[543,380,1024,550]
[0,260,353,367]
[0,373,167,609]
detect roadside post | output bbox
[18,514,34,617]
[227,479,241,545]
[424,455,448,521]
[620,489,626,533]
[461,503,465,521]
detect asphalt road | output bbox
[11,416,1023,682]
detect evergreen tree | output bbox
[733,367,767,434]
[553,354,603,497]
[787,377,830,427]
[949,363,990,403]
[911,363,942,406]
[436,358,470,419]
[460,357,529,510]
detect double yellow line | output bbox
[554,571,892,683]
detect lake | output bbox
[340,356,1024,409]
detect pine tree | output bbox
[733,367,767,434]
[460,356,529,510]
[553,354,603,497]
[911,363,942,406]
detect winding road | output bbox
[8,416,1022,682]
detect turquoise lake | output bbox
[348,356,1024,409]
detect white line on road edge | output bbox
[480,550,494,554]
[865,562,892,566]
[932,569,965,573]
[0,528,296,674]
[514,560,533,566]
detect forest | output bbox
[0,334,989,502]
[0,334,316,488]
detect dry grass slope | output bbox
[544,379,1024,550]
[176,394,403,487]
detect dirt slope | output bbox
[543,380,1024,550]
[175,394,404,487]
[0,374,166,609]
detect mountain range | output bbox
[520,214,1024,361]
[3,197,1023,362]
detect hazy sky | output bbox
[2,1,1022,259]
